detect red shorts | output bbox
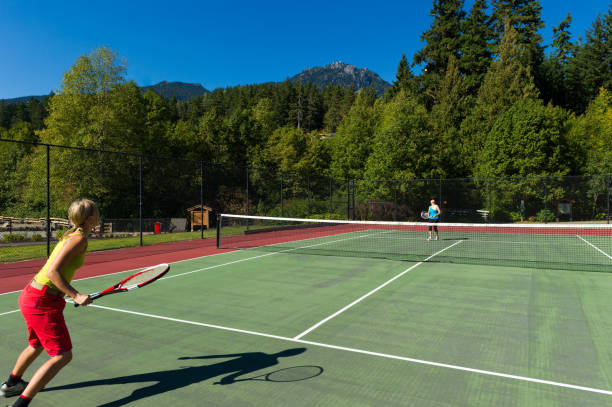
[19,283,72,356]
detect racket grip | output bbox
[74,292,101,307]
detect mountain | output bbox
[141,81,209,101]
[289,62,391,96]
[1,95,49,104]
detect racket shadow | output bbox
[42,348,323,407]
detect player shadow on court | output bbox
[42,348,317,407]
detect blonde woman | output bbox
[1,199,98,407]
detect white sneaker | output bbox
[427,236,432,241]
[434,236,439,241]
[0,379,28,397]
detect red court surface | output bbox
[0,238,234,294]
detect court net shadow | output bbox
[43,348,322,407]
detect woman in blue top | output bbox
[427,199,440,241]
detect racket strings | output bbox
[125,265,167,287]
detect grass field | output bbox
[1,230,612,406]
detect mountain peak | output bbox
[290,62,390,96]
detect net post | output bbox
[46,144,50,257]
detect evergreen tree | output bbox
[567,7,612,113]
[389,54,417,97]
[540,14,574,107]
[413,0,466,91]
[459,0,494,94]
[461,21,538,172]
[490,0,545,90]
[430,55,471,177]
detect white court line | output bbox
[0,309,20,317]
[293,240,464,340]
[576,235,612,261]
[81,303,612,396]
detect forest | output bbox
[0,0,611,222]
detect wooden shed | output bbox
[186,205,213,231]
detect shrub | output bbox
[2,234,26,243]
[31,234,43,241]
[535,209,556,222]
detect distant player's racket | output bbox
[74,263,170,307]
[420,211,430,220]
[215,366,323,384]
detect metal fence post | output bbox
[346,178,350,220]
[46,144,50,257]
[307,175,311,217]
[139,155,143,246]
[245,167,249,230]
[607,174,610,224]
[329,178,333,216]
[544,176,549,224]
[280,174,284,217]
[200,160,204,239]
[393,183,398,221]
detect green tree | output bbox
[413,0,466,92]
[329,89,380,180]
[461,21,538,171]
[540,14,574,108]
[364,92,434,181]
[568,88,612,175]
[475,99,577,178]
[388,54,417,98]
[459,0,494,94]
[26,47,148,217]
[567,7,612,113]
[490,0,545,70]
[430,55,471,177]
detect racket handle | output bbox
[74,292,101,307]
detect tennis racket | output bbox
[214,366,323,384]
[420,211,430,220]
[74,263,170,307]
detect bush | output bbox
[509,211,522,222]
[535,209,556,222]
[2,234,26,243]
[31,234,43,241]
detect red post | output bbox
[154,222,161,234]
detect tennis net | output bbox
[217,214,612,272]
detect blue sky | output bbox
[0,0,609,99]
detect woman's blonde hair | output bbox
[65,199,98,237]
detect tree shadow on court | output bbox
[42,348,319,407]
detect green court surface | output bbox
[2,240,612,406]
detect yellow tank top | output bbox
[33,229,87,289]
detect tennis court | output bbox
[2,216,612,406]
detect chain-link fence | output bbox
[1,138,610,261]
